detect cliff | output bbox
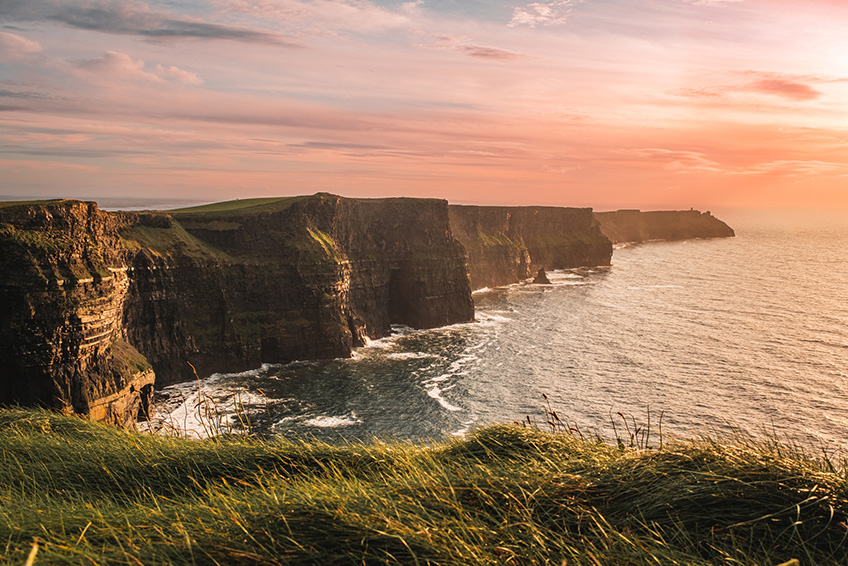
[0,195,473,424]
[595,209,735,244]
[448,205,612,290]
[0,200,154,427]
[121,194,474,386]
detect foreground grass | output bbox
[0,408,846,565]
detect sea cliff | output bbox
[0,197,733,425]
[595,209,735,244]
[448,205,612,290]
[0,195,474,424]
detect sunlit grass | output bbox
[0,407,846,565]
[169,196,303,215]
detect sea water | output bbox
[148,210,848,451]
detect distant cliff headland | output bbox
[0,195,733,424]
[595,209,735,244]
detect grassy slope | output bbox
[169,197,306,216]
[1,408,846,566]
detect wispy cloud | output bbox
[734,159,844,176]
[71,51,203,85]
[749,78,821,101]
[631,148,724,173]
[0,32,42,62]
[682,0,743,6]
[508,0,582,27]
[153,64,204,85]
[0,0,300,45]
[677,71,831,103]
[223,0,421,35]
[417,36,525,62]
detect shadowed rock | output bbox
[533,268,552,284]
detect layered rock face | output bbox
[595,209,735,244]
[0,195,474,422]
[448,205,612,290]
[0,201,153,427]
[122,194,474,386]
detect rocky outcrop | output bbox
[0,195,474,422]
[0,200,154,427]
[532,268,552,285]
[448,205,612,290]
[595,209,735,244]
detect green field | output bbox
[0,407,845,565]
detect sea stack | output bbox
[533,268,552,284]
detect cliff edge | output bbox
[595,209,735,244]
[449,205,612,290]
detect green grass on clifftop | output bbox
[0,407,846,565]
[170,197,306,216]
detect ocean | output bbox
[148,210,848,452]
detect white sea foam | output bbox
[387,352,437,360]
[425,385,462,412]
[475,312,512,325]
[142,369,273,439]
[206,362,278,380]
[305,414,362,428]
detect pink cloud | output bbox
[508,0,582,27]
[0,32,42,62]
[0,159,100,173]
[224,0,421,35]
[74,51,163,82]
[416,36,525,62]
[72,51,203,86]
[734,159,844,176]
[631,148,724,173]
[153,64,204,85]
[676,71,832,105]
[750,78,821,101]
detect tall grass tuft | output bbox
[0,406,846,565]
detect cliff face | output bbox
[121,195,474,386]
[595,209,735,244]
[0,201,153,427]
[449,205,612,290]
[0,195,474,421]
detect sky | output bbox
[1,0,848,210]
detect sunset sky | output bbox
[1,0,847,210]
